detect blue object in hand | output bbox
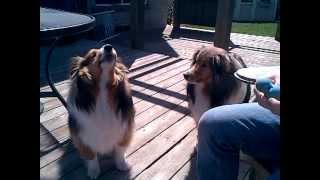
[256,78,280,100]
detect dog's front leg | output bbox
[71,133,100,179]
[87,155,100,179]
[114,145,130,171]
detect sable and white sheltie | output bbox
[183,46,251,124]
[67,44,135,179]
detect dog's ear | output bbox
[116,57,129,73]
[84,49,97,61]
[116,62,129,73]
[70,56,84,79]
[191,46,204,65]
[78,67,93,85]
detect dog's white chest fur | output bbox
[190,84,210,124]
[69,81,126,154]
[189,82,247,125]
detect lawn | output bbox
[182,22,277,37]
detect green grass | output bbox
[182,22,277,37]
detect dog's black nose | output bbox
[183,73,190,80]
[104,44,113,52]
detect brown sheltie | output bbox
[67,44,135,179]
[183,46,251,124]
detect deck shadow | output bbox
[131,79,187,101]
[131,89,189,115]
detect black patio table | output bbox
[40,7,95,114]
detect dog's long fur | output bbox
[184,46,251,124]
[67,45,135,179]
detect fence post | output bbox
[86,0,95,13]
[172,0,181,33]
[214,0,235,50]
[275,22,280,42]
[130,0,145,49]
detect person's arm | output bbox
[254,74,280,115]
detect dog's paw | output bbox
[115,159,130,171]
[87,159,100,179]
[87,166,100,179]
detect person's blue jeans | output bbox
[197,103,280,180]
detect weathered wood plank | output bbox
[130,58,187,84]
[40,142,74,169]
[40,127,70,153]
[134,87,188,130]
[127,101,189,156]
[40,105,67,123]
[40,147,81,180]
[171,155,198,180]
[100,116,196,180]
[134,80,186,115]
[132,75,186,105]
[41,109,194,180]
[135,130,197,180]
[128,54,170,71]
[132,65,189,103]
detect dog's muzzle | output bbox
[104,44,113,52]
[100,44,114,63]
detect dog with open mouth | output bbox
[67,44,135,179]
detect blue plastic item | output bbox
[256,78,280,100]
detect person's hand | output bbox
[268,73,280,85]
[254,88,280,115]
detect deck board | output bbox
[40,30,279,180]
[135,130,197,180]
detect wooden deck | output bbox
[40,28,279,180]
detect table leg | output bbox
[40,37,67,115]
